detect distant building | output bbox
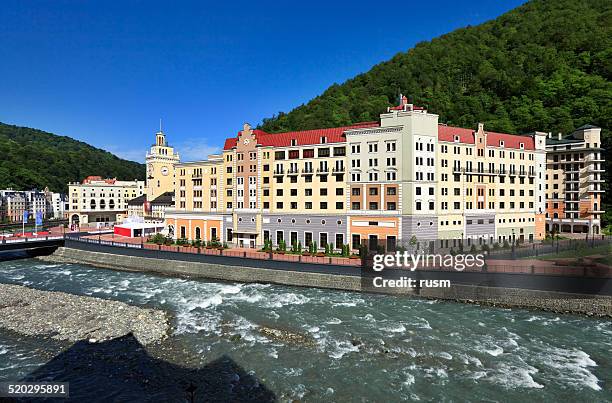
[150,191,174,220]
[2,192,26,223]
[127,194,147,218]
[0,189,56,223]
[545,125,605,235]
[45,189,68,220]
[67,176,145,226]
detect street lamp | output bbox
[511,229,516,257]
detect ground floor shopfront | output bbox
[164,210,545,250]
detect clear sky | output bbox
[0,0,526,162]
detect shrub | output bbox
[150,233,165,245]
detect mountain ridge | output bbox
[0,121,145,193]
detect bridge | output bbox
[0,236,65,259]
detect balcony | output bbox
[332,167,345,175]
[587,167,605,173]
[317,168,329,175]
[588,209,605,214]
[588,177,605,183]
[302,168,314,175]
[287,168,299,176]
[273,169,284,176]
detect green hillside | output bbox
[259,0,611,225]
[0,122,145,193]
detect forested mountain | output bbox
[259,0,610,225]
[0,122,145,193]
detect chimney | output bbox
[548,132,552,139]
[558,132,562,140]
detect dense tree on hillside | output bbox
[0,122,145,193]
[259,0,611,225]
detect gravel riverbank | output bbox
[0,283,169,345]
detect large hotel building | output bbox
[159,97,604,250]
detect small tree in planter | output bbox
[343,244,350,257]
[297,241,302,254]
[469,244,477,254]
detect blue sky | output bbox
[0,0,526,162]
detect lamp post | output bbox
[511,229,515,258]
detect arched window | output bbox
[109,199,115,209]
[195,227,201,240]
[90,199,96,209]
[100,199,106,210]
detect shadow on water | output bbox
[7,333,276,403]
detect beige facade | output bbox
[67,176,145,225]
[146,130,180,201]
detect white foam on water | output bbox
[381,323,406,333]
[326,318,342,325]
[0,347,7,355]
[327,339,359,359]
[219,284,242,294]
[185,294,223,312]
[402,373,416,387]
[488,363,543,389]
[538,346,601,391]
[261,292,310,309]
[413,317,432,330]
[438,352,453,360]
[485,346,504,356]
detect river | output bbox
[0,259,610,401]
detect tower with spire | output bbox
[145,121,180,201]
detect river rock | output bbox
[0,284,169,345]
[258,326,316,347]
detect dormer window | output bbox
[499,140,505,148]
[454,135,460,143]
[320,136,327,144]
[291,139,297,146]
[519,142,524,149]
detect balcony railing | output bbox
[332,167,345,174]
[317,168,329,175]
[273,169,284,176]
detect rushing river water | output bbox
[0,259,610,401]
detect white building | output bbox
[67,176,145,226]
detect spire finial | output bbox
[159,118,162,133]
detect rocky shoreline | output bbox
[0,283,170,345]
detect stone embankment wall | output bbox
[41,247,612,317]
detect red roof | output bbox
[438,125,535,150]
[222,122,534,151]
[82,176,117,184]
[223,122,379,150]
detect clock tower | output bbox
[145,127,180,201]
